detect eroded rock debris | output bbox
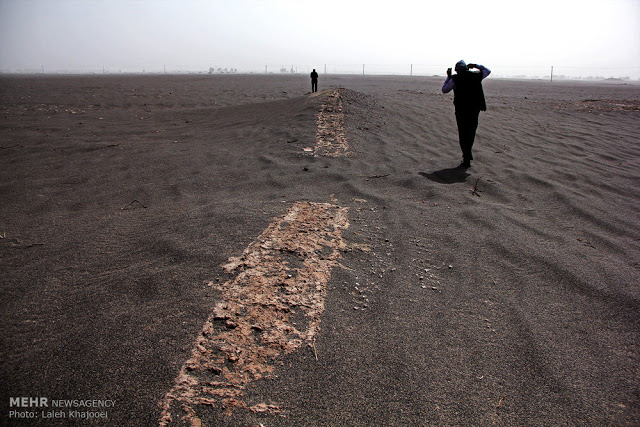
[159,201,349,425]
[576,99,640,112]
[313,88,351,157]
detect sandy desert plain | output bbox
[0,73,639,426]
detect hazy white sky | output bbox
[1,0,638,75]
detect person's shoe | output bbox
[458,160,471,168]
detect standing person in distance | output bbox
[442,60,491,168]
[310,69,319,93]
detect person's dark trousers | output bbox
[312,81,318,92]
[455,108,480,163]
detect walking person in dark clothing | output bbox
[442,60,491,168]
[310,69,319,93]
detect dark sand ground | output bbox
[1,74,639,426]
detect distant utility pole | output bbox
[410,64,413,76]
[362,64,365,76]
[265,65,268,74]
[551,66,554,82]
[324,64,326,74]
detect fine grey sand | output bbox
[1,74,639,425]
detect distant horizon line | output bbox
[2,63,639,80]
[1,69,639,83]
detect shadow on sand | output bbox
[419,167,470,184]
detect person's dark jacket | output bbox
[451,71,486,111]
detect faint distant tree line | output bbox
[209,67,238,74]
